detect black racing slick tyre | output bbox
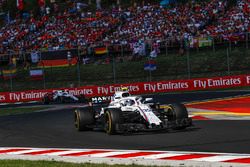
[78,95,87,103]
[59,96,66,103]
[42,97,50,104]
[105,108,123,135]
[168,103,188,120]
[74,107,94,131]
[166,103,189,129]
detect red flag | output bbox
[38,0,45,7]
[17,0,24,10]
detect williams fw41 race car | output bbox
[74,88,193,134]
[42,90,86,104]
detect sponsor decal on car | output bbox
[91,96,112,104]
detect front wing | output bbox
[115,117,193,133]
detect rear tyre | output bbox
[105,108,123,135]
[56,96,65,103]
[75,107,94,131]
[60,96,66,103]
[79,95,86,103]
[42,97,50,104]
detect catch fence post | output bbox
[229,40,232,52]
[165,39,168,56]
[186,47,191,79]
[77,47,81,87]
[212,37,215,52]
[149,70,152,82]
[40,51,46,89]
[112,48,116,84]
[43,65,46,89]
[8,49,14,92]
[10,70,13,92]
[226,48,230,75]
[121,44,124,57]
[246,32,249,49]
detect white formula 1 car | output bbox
[74,88,192,134]
[42,90,86,104]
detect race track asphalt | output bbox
[0,91,250,154]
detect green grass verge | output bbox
[0,160,171,167]
[0,107,51,116]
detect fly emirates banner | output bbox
[1,74,250,103]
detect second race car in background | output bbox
[42,90,86,104]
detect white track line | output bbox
[7,149,42,155]
[89,151,135,158]
[139,153,185,159]
[191,155,250,162]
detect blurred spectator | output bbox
[31,50,39,64]
[0,0,249,56]
[82,56,90,64]
[46,6,50,15]
[67,51,72,65]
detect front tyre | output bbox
[167,103,191,129]
[75,107,94,131]
[105,109,123,135]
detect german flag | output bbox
[94,47,108,55]
[37,57,78,68]
[2,69,17,80]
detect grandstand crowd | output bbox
[0,0,250,55]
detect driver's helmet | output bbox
[122,92,130,97]
[121,87,129,91]
[126,99,135,106]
